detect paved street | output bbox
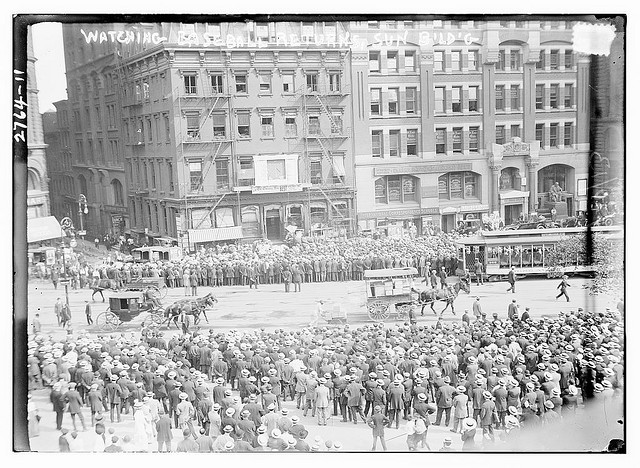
[28,275,616,340]
[23,274,621,452]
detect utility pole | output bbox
[60,217,74,308]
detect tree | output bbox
[589,236,624,295]
[545,234,623,295]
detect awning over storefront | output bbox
[27,216,65,244]
[187,226,244,244]
[499,190,530,200]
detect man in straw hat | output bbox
[461,417,477,451]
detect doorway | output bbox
[505,204,522,225]
[265,209,281,240]
[442,214,456,233]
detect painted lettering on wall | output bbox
[80,27,480,48]
[80,29,167,45]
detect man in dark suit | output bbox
[507,299,519,321]
[556,275,571,302]
[506,266,516,293]
[387,379,405,429]
[474,259,484,285]
[439,267,448,289]
[480,391,498,442]
[367,406,390,451]
[105,375,122,423]
[344,376,367,424]
[435,376,455,427]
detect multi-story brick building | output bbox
[350,19,591,234]
[59,18,595,243]
[61,23,128,238]
[109,21,355,247]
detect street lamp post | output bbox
[60,217,73,309]
[78,194,88,241]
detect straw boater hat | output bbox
[462,418,477,430]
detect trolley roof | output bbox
[364,267,419,279]
[456,226,623,246]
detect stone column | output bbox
[527,162,539,212]
[490,165,501,213]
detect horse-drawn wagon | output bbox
[94,291,164,331]
[364,267,469,322]
[364,268,419,322]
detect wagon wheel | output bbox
[367,301,390,322]
[157,283,168,299]
[142,312,165,329]
[95,309,120,331]
[396,304,413,321]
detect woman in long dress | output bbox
[133,401,149,451]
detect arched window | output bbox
[27,169,40,191]
[499,167,522,190]
[374,176,418,204]
[111,179,124,206]
[538,164,570,193]
[439,171,479,200]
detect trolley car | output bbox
[455,226,623,281]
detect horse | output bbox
[163,293,218,330]
[417,280,469,316]
[90,278,118,302]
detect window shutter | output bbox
[445,88,452,112]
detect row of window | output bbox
[129,159,176,193]
[371,129,420,157]
[368,50,417,73]
[535,122,575,149]
[75,138,121,165]
[432,83,574,114]
[72,105,118,133]
[130,199,175,236]
[124,114,172,145]
[180,69,342,97]
[183,109,345,141]
[370,87,418,116]
[373,171,480,205]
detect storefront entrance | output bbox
[442,214,457,233]
[505,204,522,225]
[265,209,281,240]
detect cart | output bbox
[124,276,168,299]
[95,291,165,331]
[317,301,348,325]
[364,267,419,322]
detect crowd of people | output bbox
[83,234,462,292]
[26,301,623,452]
